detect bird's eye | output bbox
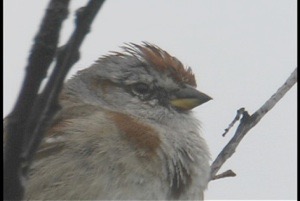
[131,83,151,95]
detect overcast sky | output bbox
[4,1,297,200]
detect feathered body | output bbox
[25,43,211,200]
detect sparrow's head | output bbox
[63,42,211,119]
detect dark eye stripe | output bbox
[129,83,155,101]
[133,83,150,94]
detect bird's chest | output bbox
[149,121,210,199]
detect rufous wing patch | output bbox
[107,111,161,155]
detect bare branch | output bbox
[210,67,297,181]
[23,0,106,169]
[4,1,70,199]
[4,0,106,200]
[252,67,297,124]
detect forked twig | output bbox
[4,1,106,199]
[210,67,297,181]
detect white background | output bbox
[4,0,297,200]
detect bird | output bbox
[24,42,212,200]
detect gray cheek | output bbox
[148,99,159,107]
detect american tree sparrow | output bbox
[24,42,212,200]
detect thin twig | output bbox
[210,67,297,181]
[211,169,236,180]
[222,108,245,137]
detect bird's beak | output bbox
[170,86,212,111]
